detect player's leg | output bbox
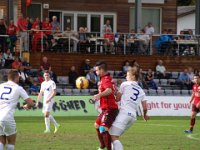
[0,136,6,150]
[100,109,118,150]
[95,112,106,149]
[185,107,197,133]
[49,115,60,133]
[6,134,16,150]
[111,135,123,150]
[44,111,51,133]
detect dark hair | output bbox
[194,73,200,77]
[95,61,107,71]
[8,70,19,81]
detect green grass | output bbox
[14,116,200,150]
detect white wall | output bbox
[177,13,195,34]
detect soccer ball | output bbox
[76,77,89,89]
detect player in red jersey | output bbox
[93,61,118,150]
[185,74,200,133]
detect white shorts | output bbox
[0,121,17,136]
[42,102,54,113]
[109,111,136,136]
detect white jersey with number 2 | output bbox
[0,81,29,121]
[119,81,145,115]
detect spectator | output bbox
[42,17,53,50]
[32,17,42,30]
[40,56,58,83]
[6,20,18,52]
[122,60,131,75]
[0,19,7,52]
[3,49,14,68]
[138,68,148,89]
[18,66,33,87]
[103,19,112,33]
[144,22,155,35]
[187,66,194,82]
[131,60,140,68]
[30,80,40,95]
[177,68,192,90]
[136,29,150,54]
[86,68,97,88]
[156,60,166,79]
[78,27,89,53]
[12,56,22,70]
[145,69,157,90]
[17,13,28,51]
[81,59,92,76]
[51,16,60,33]
[127,29,136,54]
[27,18,34,30]
[68,66,78,88]
[104,28,114,54]
[0,52,5,68]
[21,57,32,76]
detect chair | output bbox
[148,89,157,96]
[81,89,89,95]
[181,90,189,96]
[171,72,179,79]
[57,88,64,95]
[58,76,69,84]
[72,89,81,95]
[173,89,181,96]
[165,89,173,95]
[89,89,98,95]
[108,70,114,77]
[63,89,72,96]
[153,79,160,85]
[160,79,168,86]
[157,89,165,96]
[114,71,123,77]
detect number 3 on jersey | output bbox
[130,87,140,101]
[0,87,12,100]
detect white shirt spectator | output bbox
[156,64,166,74]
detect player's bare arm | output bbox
[142,100,149,121]
[189,92,194,104]
[116,92,122,102]
[23,98,34,110]
[46,89,56,104]
[93,88,112,100]
[36,91,44,107]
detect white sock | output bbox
[113,140,123,150]
[0,143,3,150]
[45,117,50,130]
[6,144,14,150]
[49,115,58,126]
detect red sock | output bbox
[102,131,112,150]
[190,118,196,131]
[96,129,105,148]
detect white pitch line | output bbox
[186,134,200,141]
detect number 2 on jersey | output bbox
[0,87,12,100]
[130,87,140,101]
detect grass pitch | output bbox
[15,117,200,150]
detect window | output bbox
[64,14,74,30]
[91,15,100,33]
[130,8,161,33]
[27,4,42,20]
[77,14,87,31]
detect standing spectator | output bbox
[86,68,97,88]
[0,19,7,52]
[156,60,166,79]
[42,17,53,49]
[177,68,192,90]
[0,52,5,68]
[3,49,14,68]
[136,29,150,54]
[102,19,112,33]
[17,13,28,51]
[27,18,34,51]
[188,67,194,82]
[6,20,18,52]
[68,66,78,88]
[81,59,92,76]
[145,69,157,90]
[51,16,60,33]
[144,22,155,35]
[32,17,42,30]
[12,56,22,70]
[27,18,34,30]
[104,28,114,54]
[78,27,89,53]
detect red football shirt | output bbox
[193,84,200,105]
[98,74,118,109]
[42,22,52,35]
[17,18,27,31]
[7,25,18,35]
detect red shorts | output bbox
[95,109,118,128]
[192,104,200,113]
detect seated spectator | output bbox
[18,66,33,87]
[102,19,112,34]
[104,28,114,54]
[3,49,14,68]
[187,66,194,82]
[0,52,5,68]
[122,60,131,75]
[68,66,78,88]
[30,80,40,95]
[144,22,155,36]
[21,57,32,76]
[156,60,166,79]
[42,17,53,50]
[32,25,46,52]
[12,56,22,70]
[6,20,18,52]
[0,19,7,52]
[138,68,148,89]
[176,68,192,90]
[86,68,97,88]
[78,27,89,53]
[127,29,136,54]
[50,38,60,52]
[32,17,42,30]
[136,29,150,54]
[51,16,60,34]
[81,59,92,76]
[40,56,58,83]
[145,69,157,90]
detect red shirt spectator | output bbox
[99,74,118,109]
[17,14,27,31]
[104,29,114,42]
[32,18,42,30]
[32,25,45,51]
[12,57,22,70]
[40,56,51,72]
[7,20,18,36]
[42,18,52,35]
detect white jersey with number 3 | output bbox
[41,80,56,102]
[119,81,145,115]
[0,81,29,121]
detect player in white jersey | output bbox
[36,71,60,133]
[110,66,149,150]
[0,70,34,150]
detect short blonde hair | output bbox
[127,66,139,81]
